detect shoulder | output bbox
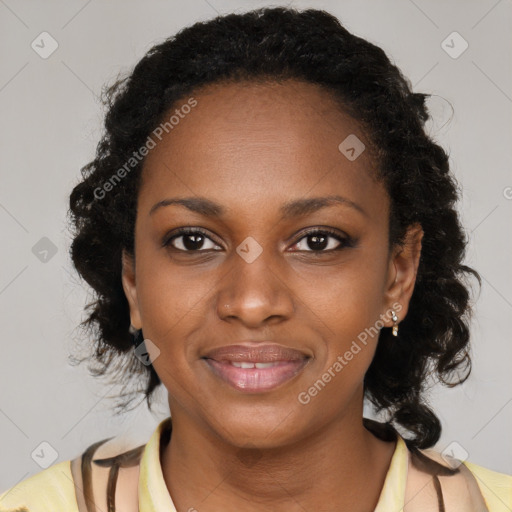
[0,435,145,512]
[417,445,512,511]
[463,460,512,511]
[0,460,76,511]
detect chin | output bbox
[206,406,305,450]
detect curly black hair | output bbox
[67,6,481,449]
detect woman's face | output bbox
[122,79,422,448]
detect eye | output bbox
[163,228,221,252]
[290,228,353,253]
[163,227,354,254]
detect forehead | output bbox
[138,79,387,222]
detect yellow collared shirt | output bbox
[1,417,511,511]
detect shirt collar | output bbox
[374,435,408,511]
[138,416,408,512]
[139,416,176,511]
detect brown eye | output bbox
[163,228,221,252]
[290,229,353,252]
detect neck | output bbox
[160,390,396,512]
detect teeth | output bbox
[230,361,282,369]
[231,362,255,368]
[255,362,280,369]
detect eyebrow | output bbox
[149,195,368,219]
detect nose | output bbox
[216,243,295,328]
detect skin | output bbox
[122,79,423,512]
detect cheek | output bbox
[297,259,386,332]
[292,259,387,374]
[295,273,382,410]
[135,250,216,337]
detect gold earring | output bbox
[391,309,399,336]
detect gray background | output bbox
[1,0,511,491]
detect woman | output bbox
[1,6,510,512]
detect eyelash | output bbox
[162,227,354,254]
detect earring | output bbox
[391,310,399,337]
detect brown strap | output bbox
[408,442,490,511]
[93,444,146,469]
[409,446,459,477]
[81,438,114,512]
[409,446,458,511]
[93,444,145,511]
[107,464,119,512]
[363,418,482,512]
[432,475,445,512]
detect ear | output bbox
[382,223,423,326]
[121,249,142,330]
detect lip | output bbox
[202,343,310,393]
[203,343,308,363]
[204,358,310,393]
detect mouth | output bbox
[201,343,311,393]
